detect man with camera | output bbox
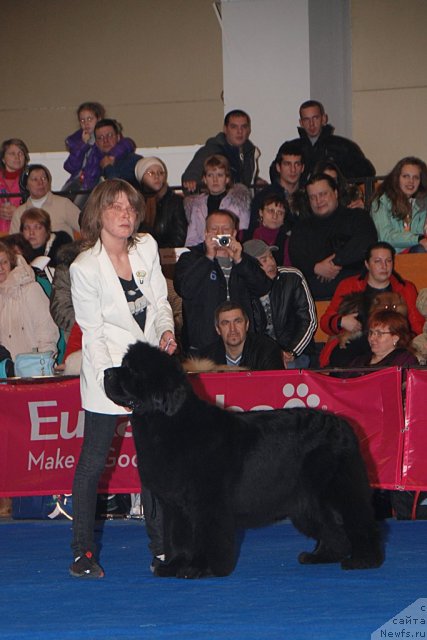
[174,210,271,354]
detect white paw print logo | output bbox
[282,383,322,409]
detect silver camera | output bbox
[213,234,232,247]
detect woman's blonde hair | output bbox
[80,179,145,250]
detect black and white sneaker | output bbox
[69,551,105,578]
[150,554,167,574]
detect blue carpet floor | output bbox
[0,518,425,640]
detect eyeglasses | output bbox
[145,170,165,178]
[368,329,393,337]
[263,207,285,216]
[107,203,137,216]
[96,132,116,142]
[28,175,48,183]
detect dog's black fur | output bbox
[104,342,383,578]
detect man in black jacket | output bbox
[200,301,284,370]
[274,100,375,181]
[181,110,260,192]
[243,239,317,368]
[288,173,377,300]
[174,210,271,354]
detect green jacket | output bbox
[371,193,426,252]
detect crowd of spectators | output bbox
[0,97,426,380]
[1,98,427,524]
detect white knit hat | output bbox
[134,157,167,183]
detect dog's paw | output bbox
[341,552,383,570]
[176,564,212,579]
[152,563,179,578]
[298,549,346,565]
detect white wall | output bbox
[220,0,353,178]
[220,0,311,179]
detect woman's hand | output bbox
[159,331,177,355]
[0,201,16,221]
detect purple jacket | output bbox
[63,129,135,190]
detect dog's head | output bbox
[370,291,407,316]
[104,342,190,416]
[338,291,366,318]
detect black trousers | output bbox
[71,410,164,558]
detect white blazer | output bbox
[70,233,174,414]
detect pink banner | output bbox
[0,367,412,497]
[190,367,405,488]
[0,378,139,496]
[402,369,427,489]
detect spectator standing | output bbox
[69,179,176,578]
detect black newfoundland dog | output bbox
[104,342,383,578]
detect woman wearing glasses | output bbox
[319,241,424,367]
[349,310,418,367]
[69,179,176,579]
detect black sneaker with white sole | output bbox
[69,551,105,578]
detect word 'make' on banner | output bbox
[1,367,424,497]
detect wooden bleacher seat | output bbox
[395,253,427,292]
[314,300,330,343]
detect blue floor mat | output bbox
[0,518,425,639]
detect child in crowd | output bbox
[63,102,106,199]
[63,103,135,206]
[184,154,251,246]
